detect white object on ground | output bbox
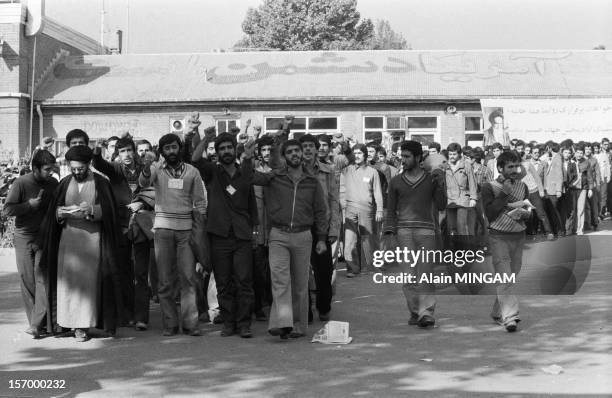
[312,321,352,344]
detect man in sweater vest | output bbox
[383,141,446,328]
[481,151,530,332]
[139,133,207,336]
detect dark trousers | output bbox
[545,195,564,235]
[310,236,333,315]
[14,234,47,328]
[253,245,271,313]
[118,233,135,322]
[133,240,151,324]
[559,191,577,234]
[211,234,254,329]
[584,186,600,228]
[527,192,552,234]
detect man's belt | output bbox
[271,224,310,233]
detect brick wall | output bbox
[42,101,484,153]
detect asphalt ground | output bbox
[0,227,610,398]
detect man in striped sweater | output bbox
[481,151,530,333]
[139,133,207,337]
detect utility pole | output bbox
[125,0,130,54]
[100,0,106,46]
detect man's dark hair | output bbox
[214,132,237,153]
[32,149,56,170]
[602,138,610,144]
[299,134,320,150]
[515,140,525,147]
[115,137,136,153]
[158,133,182,151]
[281,139,302,156]
[592,141,601,149]
[497,151,521,169]
[65,129,90,146]
[463,148,474,158]
[447,142,462,154]
[136,139,152,149]
[472,149,484,163]
[352,143,367,155]
[575,143,585,153]
[400,140,423,159]
[317,134,332,146]
[257,135,274,155]
[491,142,503,151]
[428,142,441,152]
[549,142,560,153]
[107,135,120,143]
[377,147,387,157]
[391,142,401,153]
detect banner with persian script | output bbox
[480,98,612,144]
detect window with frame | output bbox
[464,116,483,147]
[264,116,339,139]
[363,116,405,144]
[216,119,241,134]
[406,116,438,146]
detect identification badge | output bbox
[168,178,183,190]
[226,185,237,195]
[362,177,371,183]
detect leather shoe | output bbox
[417,315,435,328]
[268,327,292,339]
[239,326,253,338]
[184,327,202,336]
[75,328,89,342]
[162,327,179,336]
[408,313,419,325]
[505,320,518,333]
[25,326,41,339]
[220,325,236,337]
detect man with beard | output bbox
[139,133,207,336]
[341,144,384,277]
[93,136,144,329]
[383,141,446,328]
[252,135,274,321]
[191,133,257,338]
[244,138,328,339]
[39,145,123,341]
[482,151,530,332]
[136,140,153,158]
[3,150,58,338]
[300,134,339,322]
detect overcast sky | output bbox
[45,0,612,53]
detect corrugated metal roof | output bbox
[36,50,612,105]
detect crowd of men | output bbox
[4,117,611,342]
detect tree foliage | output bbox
[235,0,376,51]
[370,19,408,50]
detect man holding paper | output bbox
[481,151,530,333]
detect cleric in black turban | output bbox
[64,145,94,163]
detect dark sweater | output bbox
[383,170,446,233]
[3,173,58,237]
[193,158,258,241]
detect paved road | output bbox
[0,230,610,397]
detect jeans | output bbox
[14,234,47,328]
[489,231,525,325]
[545,195,564,235]
[310,232,333,315]
[343,206,374,274]
[573,189,588,234]
[117,232,135,322]
[154,228,198,330]
[528,192,552,234]
[253,245,272,313]
[584,186,599,228]
[210,234,254,329]
[133,240,151,324]
[396,228,437,319]
[600,181,608,214]
[268,228,312,333]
